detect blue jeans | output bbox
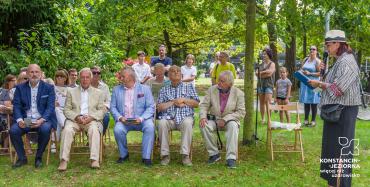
[103,112,110,135]
[9,122,52,160]
[113,119,155,159]
[257,87,273,94]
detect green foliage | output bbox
[0,47,25,80]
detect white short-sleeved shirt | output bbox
[181,65,197,85]
[132,62,151,83]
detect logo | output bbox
[338,137,359,156]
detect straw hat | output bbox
[325,30,346,42]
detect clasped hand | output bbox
[75,115,93,125]
[173,98,186,107]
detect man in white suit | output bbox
[58,68,106,171]
[199,70,245,169]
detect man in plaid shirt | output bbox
[157,65,199,166]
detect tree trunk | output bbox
[267,0,279,82]
[243,0,256,145]
[302,2,307,59]
[285,0,298,90]
[163,29,176,65]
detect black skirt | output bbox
[320,106,358,187]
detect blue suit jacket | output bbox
[110,84,155,123]
[12,80,57,129]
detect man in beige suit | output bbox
[199,70,245,169]
[58,68,106,171]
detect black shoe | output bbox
[142,159,152,167]
[208,154,221,164]
[35,158,43,168]
[226,159,236,169]
[12,159,28,168]
[116,154,129,164]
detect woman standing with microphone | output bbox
[309,30,361,187]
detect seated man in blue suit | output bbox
[111,67,155,167]
[10,64,57,168]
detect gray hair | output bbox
[154,63,165,70]
[79,67,93,78]
[219,70,234,86]
[120,67,136,81]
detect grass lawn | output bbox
[0,108,369,186]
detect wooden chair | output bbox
[71,130,104,164]
[266,102,304,161]
[104,126,111,143]
[0,113,13,162]
[13,129,58,165]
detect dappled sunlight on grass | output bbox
[1,109,368,186]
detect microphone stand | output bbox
[254,54,263,145]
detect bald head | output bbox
[27,64,41,71]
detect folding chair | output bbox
[0,113,13,162]
[266,102,304,161]
[71,130,104,164]
[13,129,58,165]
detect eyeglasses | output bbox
[92,72,101,75]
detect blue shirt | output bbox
[151,56,172,67]
[157,82,199,125]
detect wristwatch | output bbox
[318,82,322,88]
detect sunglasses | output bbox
[23,78,28,80]
[310,48,316,51]
[92,72,101,75]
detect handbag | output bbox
[320,104,344,123]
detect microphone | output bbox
[321,51,329,76]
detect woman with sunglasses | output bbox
[299,45,321,127]
[309,30,361,187]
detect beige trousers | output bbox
[59,120,101,161]
[157,117,193,156]
[200,120,239,160]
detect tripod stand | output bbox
[253,58,263,145]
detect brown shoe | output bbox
[58,160,68,171]
[91,160,100,169]
[182,155,192,166]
